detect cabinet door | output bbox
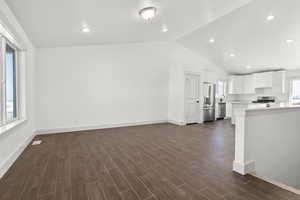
[272,71,286,94]
[226,102,232,118]
[228,76,244,94]
[254,72,273,88]
[235,76,244,94]
[228,76,235,94]
[243,75,255,94]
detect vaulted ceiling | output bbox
[178,0,300,74]
[5,0,250,48]
[5,0,300,74]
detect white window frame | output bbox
[0,21,27,136]
[0,34,21,129]
[217,80,226,99]
[0,36,3,126]
[289,78,300,105]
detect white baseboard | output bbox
[233,160,255,175]
[36,120,168,135]
[251,172,300,195]
[168,120,186,126]
[0,134,35,179]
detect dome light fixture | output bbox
[162,25,168,33]
[81,26,90,33]
[266,15,275,21]
[139,7,157,21]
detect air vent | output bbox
[32,140,42,145]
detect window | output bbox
[5,44,17,121]
[217,80,226,99]
[0,37,19,126]
[290,79,300,104]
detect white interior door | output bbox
[185,74,201,124]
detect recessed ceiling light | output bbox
[266,15,275,21]
[209,38,215,43]
[229,53,235,57]
[286,39,294,43]
[139,7,157,21]
[82,27,90,33]
[162,25,168,33]
[246,65,252,69]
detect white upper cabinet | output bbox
[228,75,244,94]
[254,72,273,88]
[228,75,255,94]
[227,76,235,94]
[243,75,256,94]
[272,71,286,94]
[228,71,286,95]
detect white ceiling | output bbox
[6,0,299,74]
[178,0,300,74]
[5,0,250,48]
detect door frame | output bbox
[184,71,203,124]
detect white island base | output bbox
[233,104,300,193]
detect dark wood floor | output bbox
[1,120,300,200]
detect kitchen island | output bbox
[230,101,279,124]
[233,103,300,193]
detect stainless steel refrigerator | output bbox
[203,82,216,122]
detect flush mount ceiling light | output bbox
[246,65,252,69]
[162,25,168,33]
[266,15,275,21]
[209,38,215,43]
[139,7,157,20]
[286,39,294,43]
[82,26,90,33]
[229,53,236,57]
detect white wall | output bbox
[0,0,35,177]
[36,41,227,131]
[36,42,170,132]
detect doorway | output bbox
[184,73,201,124]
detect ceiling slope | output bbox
[178,0,300,74]
[5,0,250,47]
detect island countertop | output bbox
[245,103,300,112]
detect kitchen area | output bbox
[226,70,289,124]
[192,70,300,192]
[185,69,299,125]
[225,70,300,192]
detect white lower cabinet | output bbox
[226,102,232,118]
